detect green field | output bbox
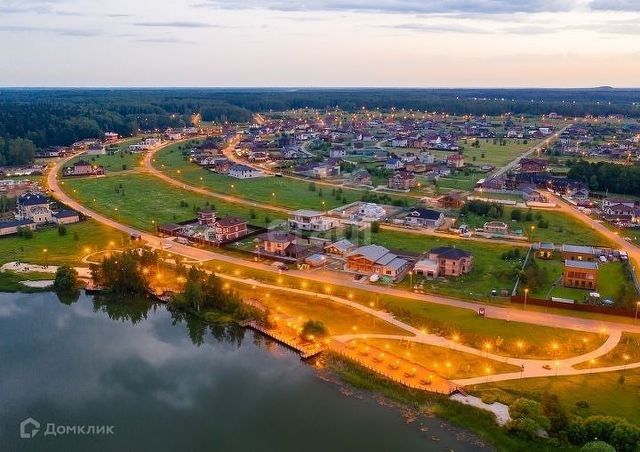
[0,220,130,266]
[473,370,640,426]
[67,151,144,173]
[372,229,521,300]
[434,172,484,192]
[529,258,628,302]
[461,206,611,246]
[457,139,539,167]
[62,174,287,232]
[154,143,372,210]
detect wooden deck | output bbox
[242,320,325,359]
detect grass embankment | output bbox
[473,370,640,427]
[62,174,287,231]
[232,285,409,336]
[0,271,54,293]
[154,142,374,210]
[201,259,606,360]
[371,229,521,300]
[326,354,561,452]
[362,338,520,379]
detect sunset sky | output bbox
[1,0,640,87]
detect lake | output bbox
[0,291,491,451]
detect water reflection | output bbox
[0,291,490,452]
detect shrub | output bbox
[301,320,328,340]
[57,224,67,236]
[54,265,78,291]
[581,441,616,452]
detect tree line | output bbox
[567,160,640,196]
[1,88,639,155]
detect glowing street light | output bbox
[524,288,529,311]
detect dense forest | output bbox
[1,88,639,156]
[567,160,640,196]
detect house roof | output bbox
[17,192,50,206]
[229,164,255,172]
[429,246,472,260]
[324,239,354,252]
[291,209,323,218]
[407,208,443,220]
[565,259,598,270]
[562,244,596,255]
[53,209,79,219]
[216,216,246,227]
[0,218,34,228]
[347,244,391,263]
[260,231,296,243]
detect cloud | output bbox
[0,24,103,37]
[590,0,640,11]
[389,23,489,34]
[133,21,223,28]
[193,0,577,14]
[0,0,80,16]
[134,37,197,44]
[388,22,558,35]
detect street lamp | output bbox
[635,301,640,324]
[42,248,48,267]
[524,288,529,311]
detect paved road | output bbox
[546,191,640,273]
[47,149,640,336]
[146,138,540,247]
[488,125,570,179]
[143,138,291,215]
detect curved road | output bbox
[47,150,640,337]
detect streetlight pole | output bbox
[524,288,529,311]
[635,302,640,324]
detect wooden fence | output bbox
[511,295,637,318]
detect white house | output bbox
[228,164,264,179]
[288,209,339,232]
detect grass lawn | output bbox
[363,338,521,380]
[67,150,144,173]
[473,192,523,202]
[436,174,484,193]
[61,174,287,232]
[233,285,409,337]
[530,258,628,301]
[461,206,611,246]
[202,259,606,360]
[457,139,539,167]
[0,270,55,292]
[154,143,378,210]
[573,333,640,369]
[371,229,521,300]
[472,370,640,426]
[0,220,131,266]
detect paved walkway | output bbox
[46,153,640,338]
[208,272,636,385]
